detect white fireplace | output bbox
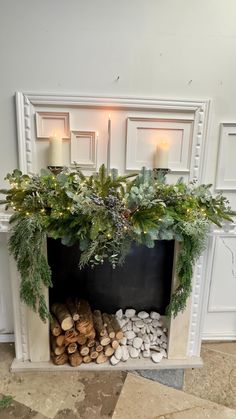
[0,93,211,371]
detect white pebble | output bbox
[118,318,128,328]
[114,345,122,360]
[151,319,162,328]
[151,352,164,363]
[143,318,152,324]
[156,328,163,337]
[150,311,161,320]
[126,321,132,331]
[135,320,145,328]
[144,342,150,350]
[142,350,150,358]
[137,311,149,319]
[125,330,136,340]
[141,344,144,351]
[120,336,127,346]
[146,326,150,334]
[132,325,140,334]
[140,327,146,335]
[116,309,123,319]
[110,355,120,365]
[149,325,155,334]
[129,347,140,358]
[125,309,136,318]
[133,337,143,349]
[131,316,140,321]
[143,335,150,344]
[160,349,167,358]
[150,346,161,351]
[121,346,129,362]
[161,343,167,349]
[161,334,168,343]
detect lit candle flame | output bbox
[157,139,170,150]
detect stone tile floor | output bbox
[0,342,236,418]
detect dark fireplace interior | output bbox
[48,238,174,315]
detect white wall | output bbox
[1,0,236,336]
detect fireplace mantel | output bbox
[0,92,212,371]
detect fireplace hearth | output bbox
[7,235,204,372]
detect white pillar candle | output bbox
[48,136,63,166]
[155,140,169,169]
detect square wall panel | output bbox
[36,112,70,139]
[126,117,193,172]
[71,130,96,168]
[216,123,236,190]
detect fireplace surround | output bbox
[1,211,207,371]
[0,93,212,371]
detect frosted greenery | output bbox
[0,165,234,321]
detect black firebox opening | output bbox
[48,238,174,315]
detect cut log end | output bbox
[52,353,68,365]
[96,353,108,364]
[69,352,83,367]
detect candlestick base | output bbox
[153,168,171,181]
[47,166,64,175]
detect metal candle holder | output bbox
[47,166,64,175]
[153,168,171,180]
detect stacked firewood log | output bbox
[50,299,124,367]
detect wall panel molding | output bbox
[16,92,210,185]
[35,111,70,139]
[207,234,236,313]
[126,117,193,172]
[216,123,236,190]
[71,130,96,168]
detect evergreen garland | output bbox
[0,165,234,321]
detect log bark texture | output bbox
[109,315,124,340]
[52,353,68,365]
[93,310,106,336]
[69,351,83,367]
[50,314,62,337]
[66,298,80,321]
[102,314,115,339]
[51,303,74,331]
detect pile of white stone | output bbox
[110,308,168,366]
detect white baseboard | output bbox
[0,333,15,342]
[202,332,236,341]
